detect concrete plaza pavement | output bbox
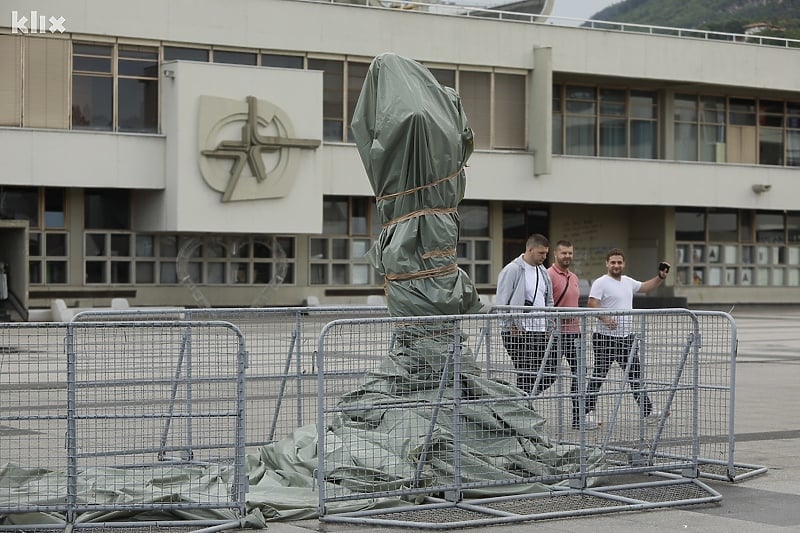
[266,306,800,533]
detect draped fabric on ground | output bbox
[1,53,605,528]
[324,326,605,494]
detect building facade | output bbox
[1,0,799,317]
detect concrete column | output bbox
[530,46,552,177]
[662,89,675,161]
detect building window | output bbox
[556,85,659,158]
[262,53,303,69]
[673,94,698,161]
[459,70,491,149]
[700,96,726,162]
[135,234,156,283]
[675,209,706,241]
[502,205,549,267]
[310,197,379,286]
[675,95,727,163]
[494,73,526,150]
[674,95,799,166]
[213,49,257,65]
[308,58,344,141]
[630,90,658,159]
[428,68,455,88]
[2,187,69,285]
[84,189,130,230]
[71,41,159,133]
[305,58,372,144]
[759,100,784,165]
[755,212,785,243]
[118,45,159,133]
[599,88,626,157]
[676,208,800,287]
[44,188,68,284]
[304,58,525,149]
[163,46,209,62]
[44,232,69,284]
[788,102,800,166]
[457,201,492,284]
[708,210,738,241]
[83,189,131,283]
[728,97,757,164]
[72,43,113,130]
[552,89,563,155]
[93,233,295,286]
[85,232,132,284]
[346,61,370,143]
[0,186,39,224]
[564,85,596,156]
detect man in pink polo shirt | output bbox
[547,240,591,430]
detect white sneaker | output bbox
[646,409,670,424]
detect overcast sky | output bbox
[548,0,620,22]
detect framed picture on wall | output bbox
[742,246,754,264]
[724,245,737,264]
[693,245,705,263]
[707,245,720,263]
[757,246,769,264]
[676,245,688,264]
[788,247,800,265]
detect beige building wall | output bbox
[1,0,798,309]
[549,204,630,282]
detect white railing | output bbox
[306,0,800,49]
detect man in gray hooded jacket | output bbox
[495,233,555,395]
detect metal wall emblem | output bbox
[198,95,320,202]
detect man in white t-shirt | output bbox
[582,248,671,428]
[495,234,554,395]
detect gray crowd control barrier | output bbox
[315,309,724,528]
[0,320,248,530]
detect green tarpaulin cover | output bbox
[351,52,484,317]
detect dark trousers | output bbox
[501,330,555,395]
[585,333,652,417]
[555,333,582,424]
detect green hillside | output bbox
[590,0,800,39]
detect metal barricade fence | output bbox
[693,310,766,481]
[1,307,749,529]
[72,307,390,451]
[0,321,248,530]
[487,306,762,482]
[71,306,757,482]
[316,309,722,528]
